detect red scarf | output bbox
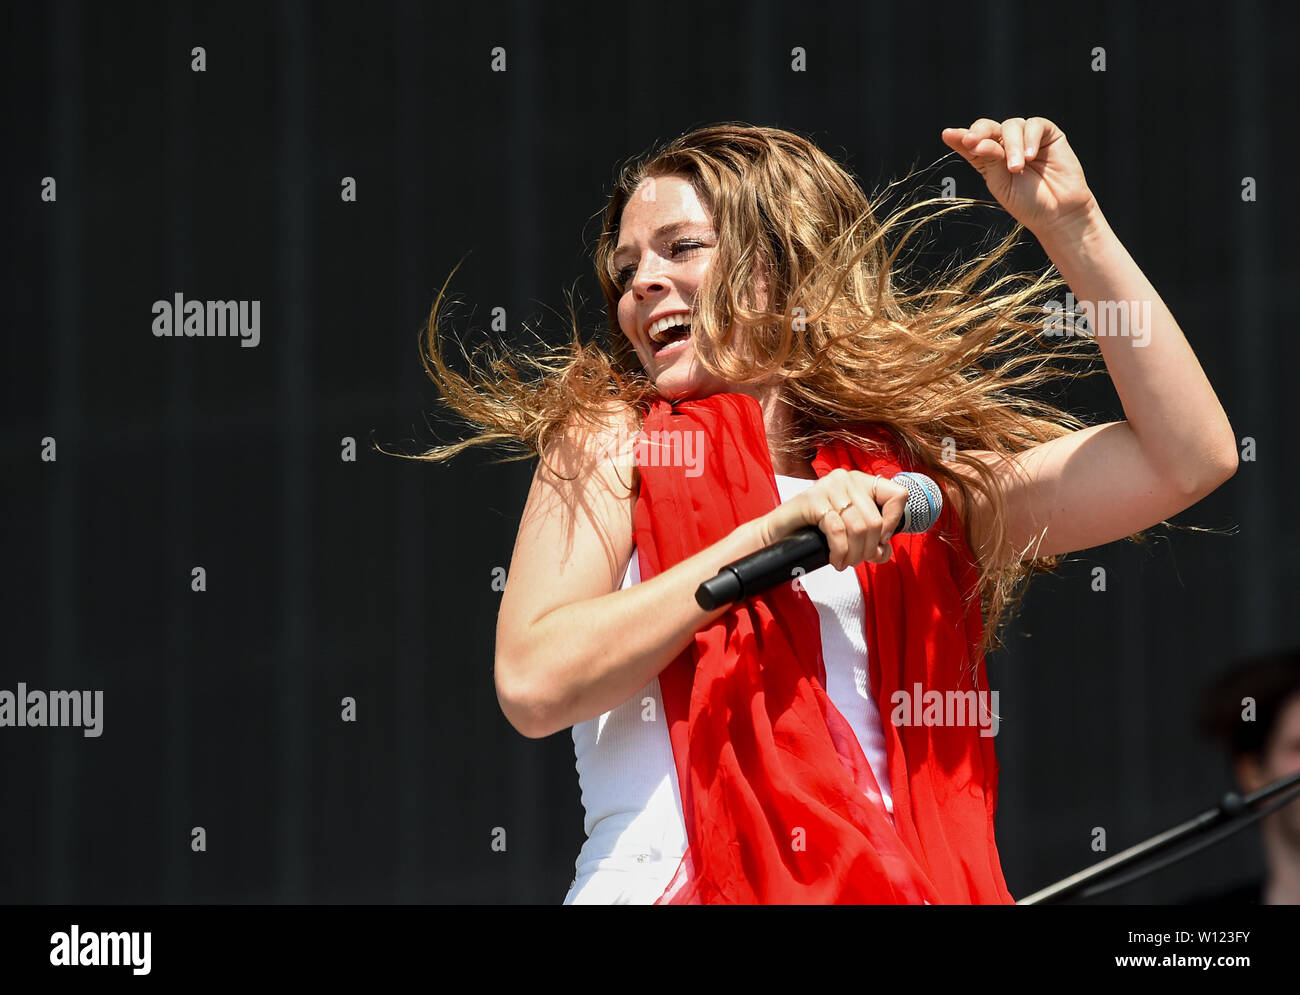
[630,391,1013,904]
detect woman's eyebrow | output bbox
[612,221,697,268]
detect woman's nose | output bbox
[633,268,668,296]
[630,253,671,296]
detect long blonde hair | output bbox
[395,122,1107,655]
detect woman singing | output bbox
[411,119,1237,904]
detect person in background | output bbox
[1189,647,1300,904]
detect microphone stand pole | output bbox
[1016,768,1300,905]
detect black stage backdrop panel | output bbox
[3,0,1296,904]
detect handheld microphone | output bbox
[694,472,942,611]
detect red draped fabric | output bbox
[628,391,1013,904]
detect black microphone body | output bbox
[694,471,942,611]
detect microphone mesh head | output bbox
[893,472,943,534]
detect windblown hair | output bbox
[399,122,1108,658]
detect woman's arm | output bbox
[494,403,766,738]
[941,117,1237,569]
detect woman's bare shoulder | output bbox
[539,399,642,495]
[495,400,642,684]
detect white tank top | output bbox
[563,474,894,904]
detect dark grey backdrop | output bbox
[4,0,1295,903]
